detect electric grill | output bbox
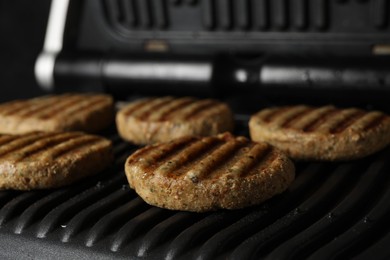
[1,0,390,259]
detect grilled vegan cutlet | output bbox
[116,96,234,145]
[0,93,114,134]
[125,133,295,212]
[0,132,113,190]
[249,105,390,161]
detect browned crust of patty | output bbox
[0,132,113,190]
[125,133,295,212]
[249,105,390,161]
[116,97,234,145]
[0,93,114,134]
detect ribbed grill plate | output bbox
[0,118,390,259]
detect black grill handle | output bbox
[51,53,390,98]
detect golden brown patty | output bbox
[0,132,113,190]
[0,93,114,134]
[116,96,234,145]
[249,105,390,161]
[125,133,295,212]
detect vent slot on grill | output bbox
[104,0,169,30]
[102,0,390,34]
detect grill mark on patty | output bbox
[13,96,66,118]
[249,151,279,176]
[122,98,153,116]
[227,142,272,178]
[302,107,339,132]
[37,95,85,119]
[6,95,70,117]
[41,96,108,119]
[269,106,309,127]
[134,97,175,118]
[287,106,333,131]
[0,96,58,115]
[0,99,49,116]
[262,107,290,123]
[56,96,109,119]
[0,100,23,112]
[50,136,105,160]
[329,110,366,134]
[281,107,314,128]
[154,136,222,176]
[362,113,388,131]
[183,137,249,182]
[316,109,361,133]
[280,107,314,128]
[129,136,197,168]
[154,98,197,121]
[184,100,220,120]
[10,132,83,162]
[0,135,19,146]
[167,99,213,120]
[0,133,60,158]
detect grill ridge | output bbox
[35,173,125,238]
[165,212,232,260]
[13,189,72,234]
[249,163,361,258]
[0,191,47,227]
[310,151,390,259]
[227,163,324,258]
[110,207,173,252]
[136,212,195,257]
[267,159,384,259]
[0,191,21,209]
[61,188,130,243]
[200,163,338,259]
[356,214,390,259]
[85,197,145,247]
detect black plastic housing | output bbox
[47,0,390,100]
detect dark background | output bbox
[0,0,51,102]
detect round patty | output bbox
[0,93,114,134]
[125,133,295,212]
[0,132,113,190]
[249,105,390,161]
[116,96,234,145]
